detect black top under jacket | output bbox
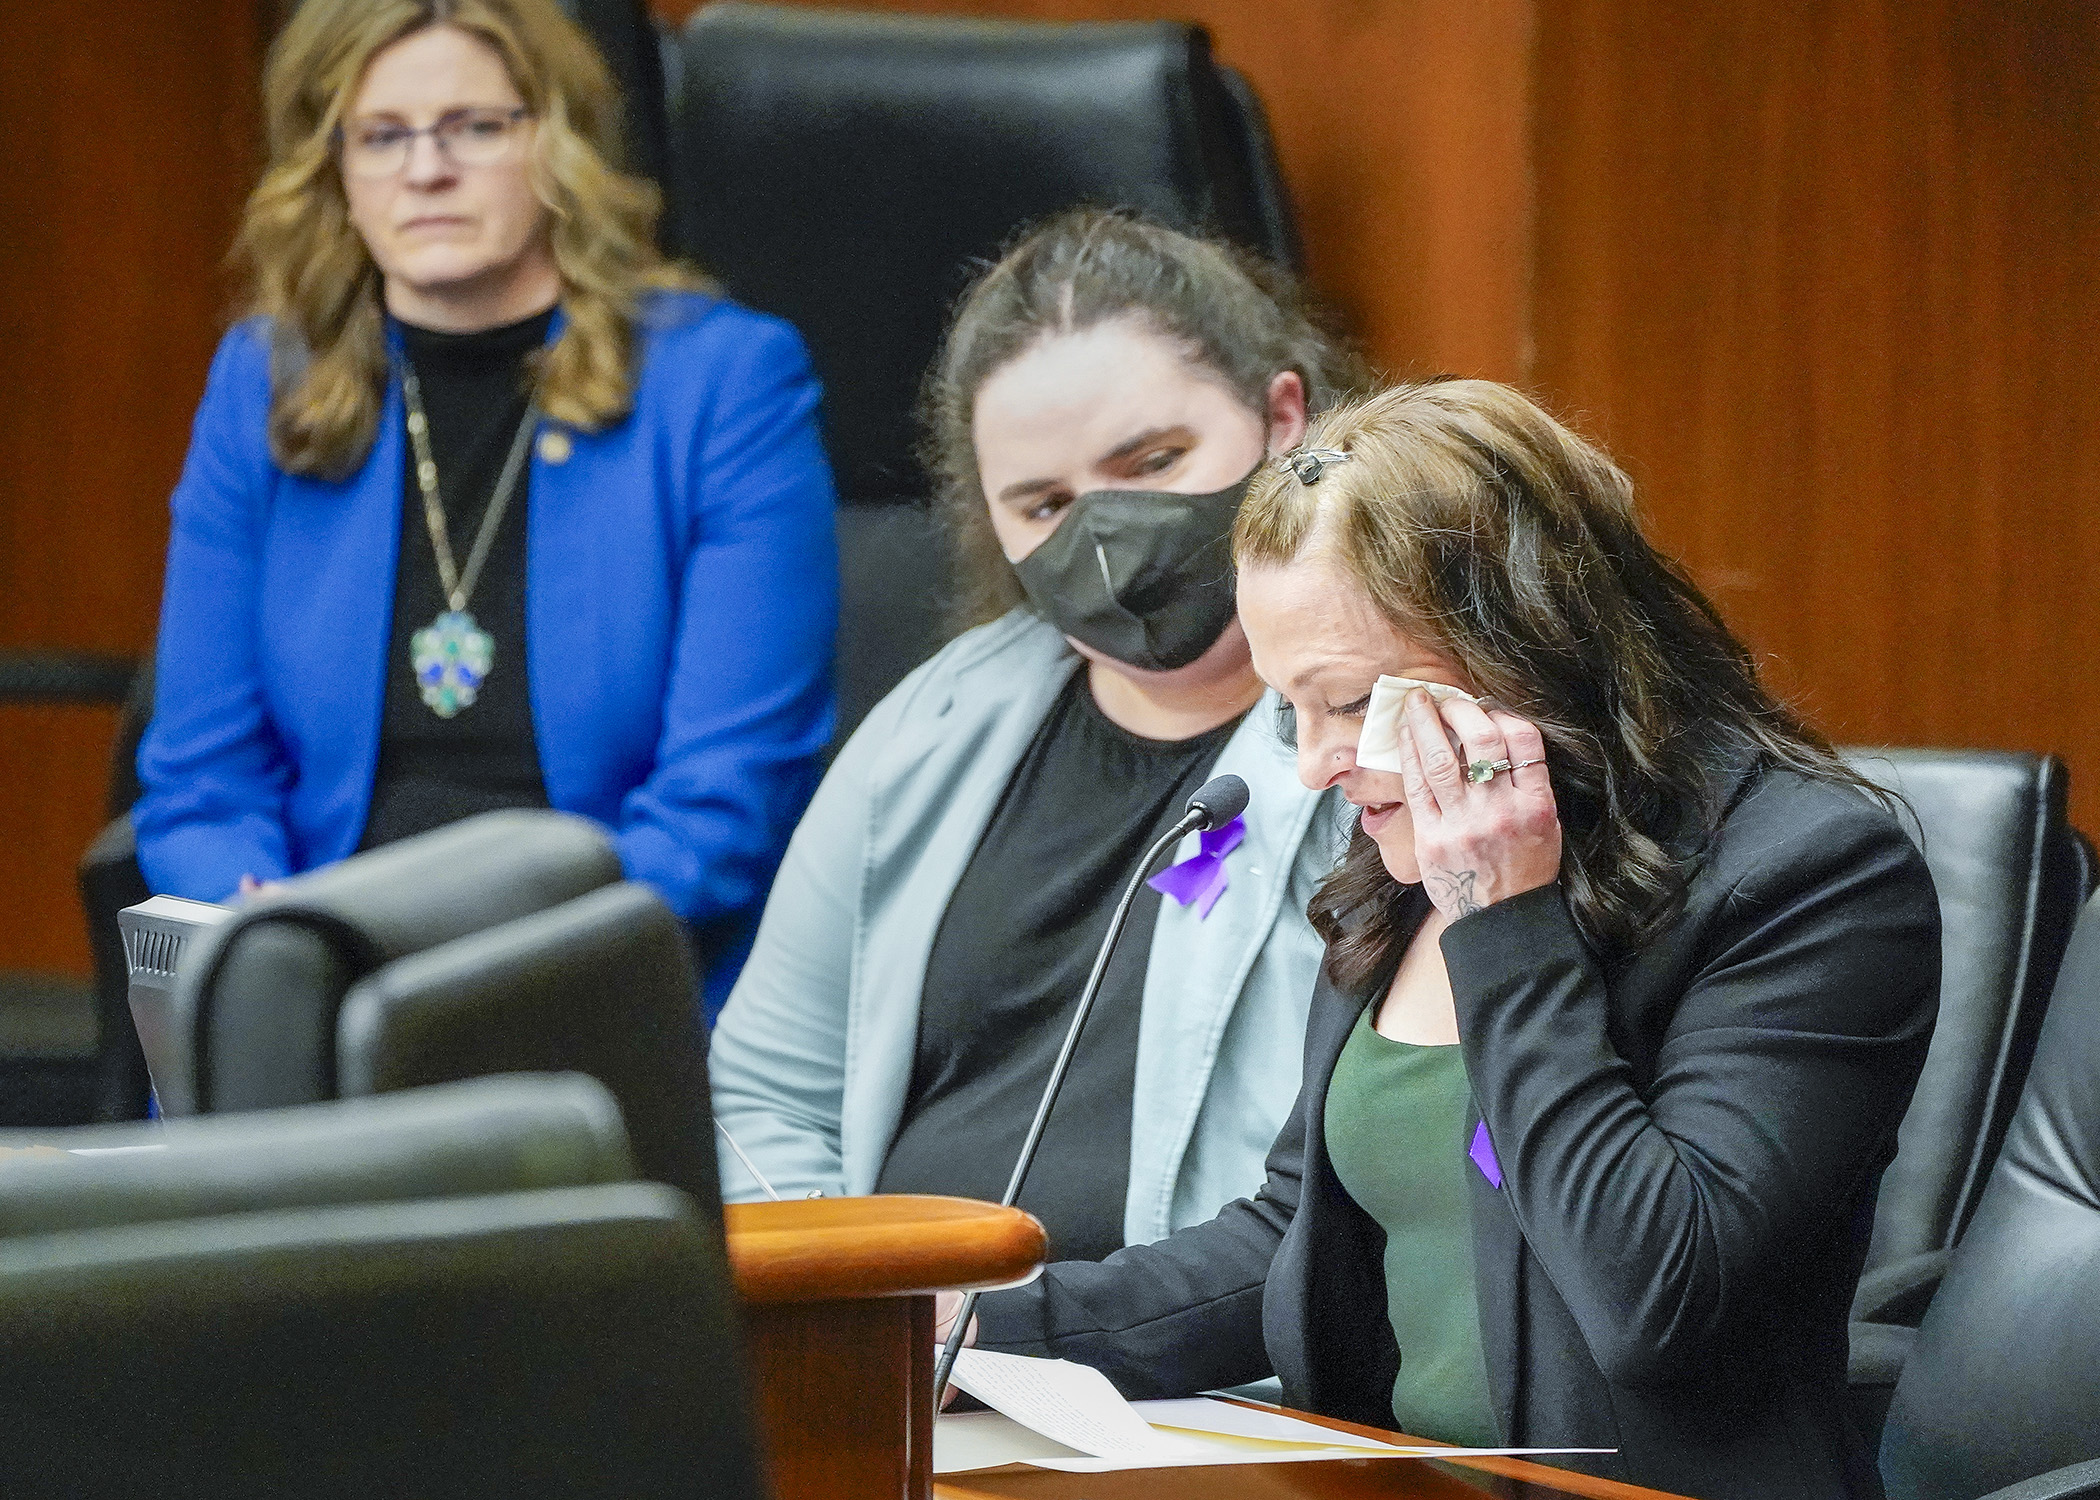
[360,309,554,852]
[975,750,1943,1500]
[875,670,1241,1262]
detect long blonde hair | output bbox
[241,0,698,478]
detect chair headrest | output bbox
[1840,747,2088,1268]
[339,883,718,1207]
[0,1073,634,1240]
[673,2,1279,502]
[0,1182,765,1499]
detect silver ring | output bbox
[1466,756,1544,785]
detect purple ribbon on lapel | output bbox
[1469,1120,1504,1190]
[1146,814,1246,920]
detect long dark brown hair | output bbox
[923,208,1364,631]
[1235,379,1881,989]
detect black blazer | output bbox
[976,758,1941,1500]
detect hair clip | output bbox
[1276,447,1353,485]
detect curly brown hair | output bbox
[240,0,699,478]
[922,208,1366,632]
[1235,379,1882,988]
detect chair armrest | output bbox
[0,651,139,706]
[1852,1248,1951,1325]
[724,1196,1044,1304]
[1978,1459,2100,1500]
[1847,1319,1917,1389]
[78,815,152,1122]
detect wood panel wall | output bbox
[654,0,1536,384]
[3,0,2095,977]
[1529,0,2100,815]
[0,0,262,975]
[702,0,2100,825]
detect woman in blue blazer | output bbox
[134,0,837,1015]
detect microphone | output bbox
[1187,773,1250,830]
[931,774,1251,1406]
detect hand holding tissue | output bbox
[1354,675,1482,773]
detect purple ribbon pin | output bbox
[1146,814,1246,920]
[1469,1120,1504,1190]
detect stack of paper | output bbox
[937,1348,1613,1476]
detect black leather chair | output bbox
[0,1182,762,1498]
[559,0,672,200]
[1842,750,2092,1296]
[0,1072,764,1498]
[0,650,144,1127]
[670,2,1303,741]
[74,657,156,1123]
[162,809,622,1116]
[1877,890,2100,1500]
[1839,750,2093,1444]
[337,881,721,1211]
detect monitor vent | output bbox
[124,926,187,977]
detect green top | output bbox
[1323,1005,1499,1446]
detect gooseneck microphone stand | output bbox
[930,774,1252,1409]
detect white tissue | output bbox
[1355,675,1480,773]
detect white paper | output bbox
[1356,675,1482,773]
[933,1410,1092,1474]
[1131,1398,1399,1449]
[940,1352,1616,1475]
[946,1349,1207,1464]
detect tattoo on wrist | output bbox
[1427,867,1484,917]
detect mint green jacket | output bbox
[708,610,1345,1245]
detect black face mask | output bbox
[1010,472,1254,672]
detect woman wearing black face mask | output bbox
[708,211,1366,1264]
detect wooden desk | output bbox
[933,1405,1695,1500]
[725,1195,1045,1500]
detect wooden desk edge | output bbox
[727,1194,1047,1305]
[1237,1399,1694,1500]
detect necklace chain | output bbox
[399,361,537,613]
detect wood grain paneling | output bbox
[5,0,2096,983]
[0,0,261,974]
[743,1297,929,1500]
[1530,0,2100,826]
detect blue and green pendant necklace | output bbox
[398,361,536,719]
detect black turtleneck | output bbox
[358,307,555,853]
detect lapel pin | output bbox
[1469,1120,1504,1189]
[1147,814,1247,920]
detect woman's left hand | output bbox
[1396,689,1564,921]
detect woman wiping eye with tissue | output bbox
[954,378,1943,1500]
[707,210,1365,1264]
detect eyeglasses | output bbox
[337,106,533,180]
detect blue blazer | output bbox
[135,291,839,1009]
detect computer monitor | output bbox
[117,894,232,1114]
